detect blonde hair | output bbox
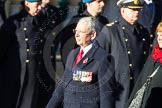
[156,21,162,33]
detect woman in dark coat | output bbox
[126,21,162,108]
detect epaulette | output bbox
[106,20,118,27]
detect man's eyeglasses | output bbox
[73,29,92,35]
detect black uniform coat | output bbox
[46,41,116,108]
[60,10,108,66]
[139,0,162,47]
[96,16,150,108]
[125,54,162,108]
[0,7,57,108]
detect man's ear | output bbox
[121,7,124,14]
[86,2,90,7]
[24,2,30,11]
[91,31,97,41]
[25,1,29,7]
[25,1,28,6]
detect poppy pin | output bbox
[83,58,88,64]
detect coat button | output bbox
[128,51,131,54]
[26,60,30,63]
[142,38,146,41]
[23,28,27,31]
[129,64,132,67]
[52,21,55,24]
[144,51,147,55]
[26,49,30,52]
[130,76,133,80]
[25,38,28,41]
[150,44,153,48]
[52,32,56,36]
[40,28,43,32]
[125,38,128,42]
[122,26,125,29]
[150,34,153,38]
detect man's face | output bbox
[88,0,105,14]
[121,7,142,25]
[74,22,95,48]
[25,1,42,16]
[157,32,162,48]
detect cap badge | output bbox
[134,0,139,5]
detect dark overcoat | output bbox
[46,41,116,108]
[138,0,162,47]
[0,7,59,108]
[96,16,150,108]
[125,54,162,108]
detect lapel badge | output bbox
[83,58,88,64]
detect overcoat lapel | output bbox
[76,43,99,69]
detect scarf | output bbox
[152,44,162,63]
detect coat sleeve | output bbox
[98,55,116,108]
[46,81,64,108]
[46,66,72,108]
[46,51,74,108]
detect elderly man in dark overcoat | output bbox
[59,0,108,67]
[96,0,150,108]
[46,17,116,108]
[0,0,61,107]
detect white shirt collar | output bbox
[81,44,92,57]
[144,0,153,4]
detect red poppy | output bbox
[83,58,88,64]
[152,44,162,63]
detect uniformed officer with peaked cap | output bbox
[96,0,150,108]
[0,0,58,107]
[117,0,143,8]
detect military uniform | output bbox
[60,10,109,66]
[139,0,162,50]
[40,3,63,70]
[96,15,150,108]
[0,3,61,108]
